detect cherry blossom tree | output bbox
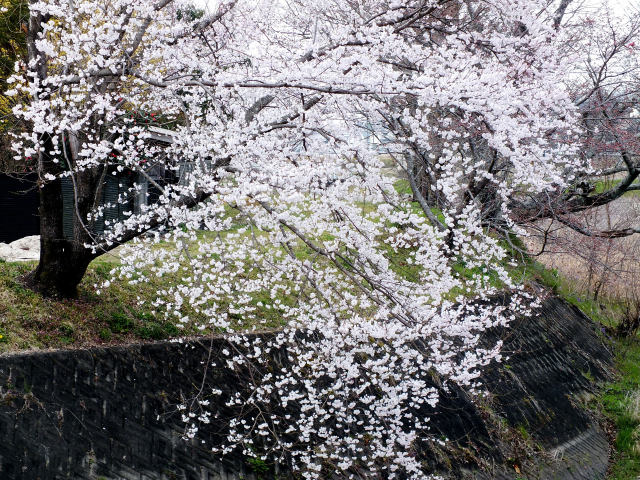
[9,0,582,477]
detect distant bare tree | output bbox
[517,1,640,239]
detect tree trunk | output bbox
[24,238,94,298]
[20,126,104,298]
[23,171,98,298]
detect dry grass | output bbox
[524,196,640,304]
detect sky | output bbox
[580,0,638,15]
[192,0,215,12]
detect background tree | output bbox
[0,0,27,172]
[513,1,640,235]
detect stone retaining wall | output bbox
[0,296,614,479]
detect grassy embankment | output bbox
[0,253,293,351]
[594,178,640,197]
[0,227,291,352]
[602,341,640,480]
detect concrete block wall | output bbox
[0,296,614,479]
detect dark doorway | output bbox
[0,174,39,243]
